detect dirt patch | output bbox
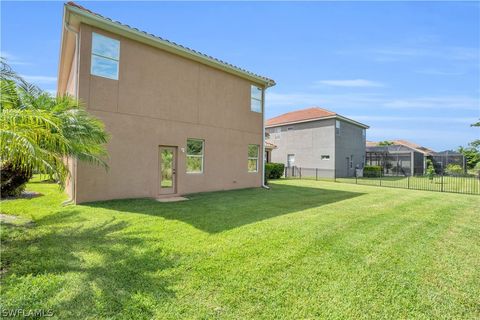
[0,213,35,227]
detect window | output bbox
[287,154,295,167]
[248,144,259,172]
[287,127,294,131]
[91,33,120,80]
[251,85,263,113]
[350,155,354,168]
[186,139,204,173]
[335,120,341,135]
[362,128,366,138]
[321,155,330,160]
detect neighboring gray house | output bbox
[265,107,369,178]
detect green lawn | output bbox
[1,178,479,319]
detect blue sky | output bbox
[2,1,479,151]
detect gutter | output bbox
[262,87,270,190]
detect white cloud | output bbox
[383,96,479,110]
[20,75,57,84]
[368,45,479,61]
[1,51,31,66]
[314,79,385,88]
[266,91,479,111]
[345,115,478,124]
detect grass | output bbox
[1,178,479,319]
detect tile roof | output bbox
[366,140,378,147]
[366,140,435,154]
[391,140,435,155]
[65,2,275,86]
[266,107,336,127]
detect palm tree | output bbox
[0,60,109,197]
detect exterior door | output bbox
[159,146,177,195]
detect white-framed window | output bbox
[251,85,263,113]
[91,33,120,80]
[248,144,259,172]
[321,155,330,160]
[335,120,341,135]
[186,139,204,173]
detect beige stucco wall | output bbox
[70,24,264,203]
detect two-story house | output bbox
[265,107,368,178]
[58,2,275,203]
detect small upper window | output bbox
[248,144,259,172]
[91,33,120,80]
[251,85,263,113]
[287,127,294,131]
[186,139,204,173]
[321,155,330,160]
[335,120,341,135]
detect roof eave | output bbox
[266,115,369,129]
[65,4,275,88]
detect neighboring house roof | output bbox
[366,139,435,155]
[60,2,275,89]
[265,141,277,150]
[265,107,369,129]
[391,140,434,155]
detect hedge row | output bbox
[363,165,382,177]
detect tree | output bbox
[458,145,480,170]
[378,140,394,146]
[0,60,109,197]
[456,119,480,170]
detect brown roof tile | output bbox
[266,107,336,127]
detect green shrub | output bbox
[265,163,285,179]
[445,164,464,176]
[425,159,435,180]
[363,166,382,177]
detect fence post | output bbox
[355,174,358,184]
[316,168,318,181]
[407,176,410,189]
[441,173,444,192]
[380,173,382,186]
[299,167,302,179]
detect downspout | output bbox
[62,10,80,205]
[262,86,269,189]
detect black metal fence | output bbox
[284,166,480,195]
[284,166,335,180]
